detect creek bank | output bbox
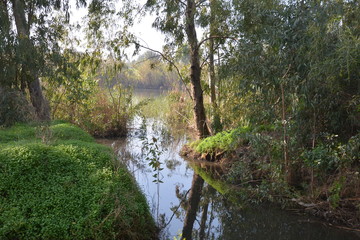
[0,121,157,240]
[180,129,360,233]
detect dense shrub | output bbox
[49,86,131,138]
[0,123,156,239]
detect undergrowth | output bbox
[0,122,156,239]
[187,125,360,228]
[190,126,252,154]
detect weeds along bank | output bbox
[0,121,157,240]
[47,84,133,138]
[139,90,193,132]
[183,126,360,230]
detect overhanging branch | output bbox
[197,35,238,51]
[134,43,193,100]
[175,0,187,7]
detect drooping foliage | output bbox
[0,0,86,122]
[218,0,359,142]
[116,51,182,90]
[185,1,359,229]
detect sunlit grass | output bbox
[0,122,157,239]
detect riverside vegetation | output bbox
[0,121,157,239]
[182,125,360,230]
[1,0,359,238]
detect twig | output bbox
[134,42,194,100]
[197,35,238,51]
[281,64,291,179]
[174,109,191,124]
[162,188,191,229]
[176,0,187,7]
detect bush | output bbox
[50,123,94,143]
[50,85,131,138]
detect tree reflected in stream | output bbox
[181,173,204,240]
[98,97,359,240]
[176,165,359,240]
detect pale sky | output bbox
[132,14,165,52]
[68,0,165,60]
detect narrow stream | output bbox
[100,90,359,240]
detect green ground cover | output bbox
[0,122,156,240]
[190,126,252,154]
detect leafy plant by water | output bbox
[142,136,164,184]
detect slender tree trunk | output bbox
[199,202,209,240]
[199,184,215,240]
[12,0,50,121]
[280,83,288,178]
[0,1,10,35]
[181,173,205,240]
[208,0,221,133]
[186,0,210,139]
[209,38,216,106]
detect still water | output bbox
[100,90,359,240]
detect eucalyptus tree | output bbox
[0,0,90,122]
[218,0,360,185]
[199,0,232,133]
[141,1,235,239]
[144,0,214,139]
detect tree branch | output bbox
[162,188,191,229]
[197,35,238,51]
[200,42,221,68]
[195,0,207,8]
[134,43,193,100]
[133,55,160,66]
[175,0,187,7]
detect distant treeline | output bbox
[99,51,184,90]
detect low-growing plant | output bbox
[328,177,346,209]
[0,123,157,239]
[191,126,252,154]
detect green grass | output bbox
[0,122,156,239]
[190,126,252,154]
[0,123,36,143]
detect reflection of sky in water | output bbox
[100,91,359,240]
[109,115,197,238]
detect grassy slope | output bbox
[0,122,156,240]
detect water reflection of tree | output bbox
[171,174,220,240]
[173,170,358,240]
[182,173,205,240]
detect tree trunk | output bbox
[27,77,50,121]
[12,0,50,121]
[186,0,210,139]
[208,0,221,133]
[181,173,205,240]
[199,201,209,240]
[0,1,10,34]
